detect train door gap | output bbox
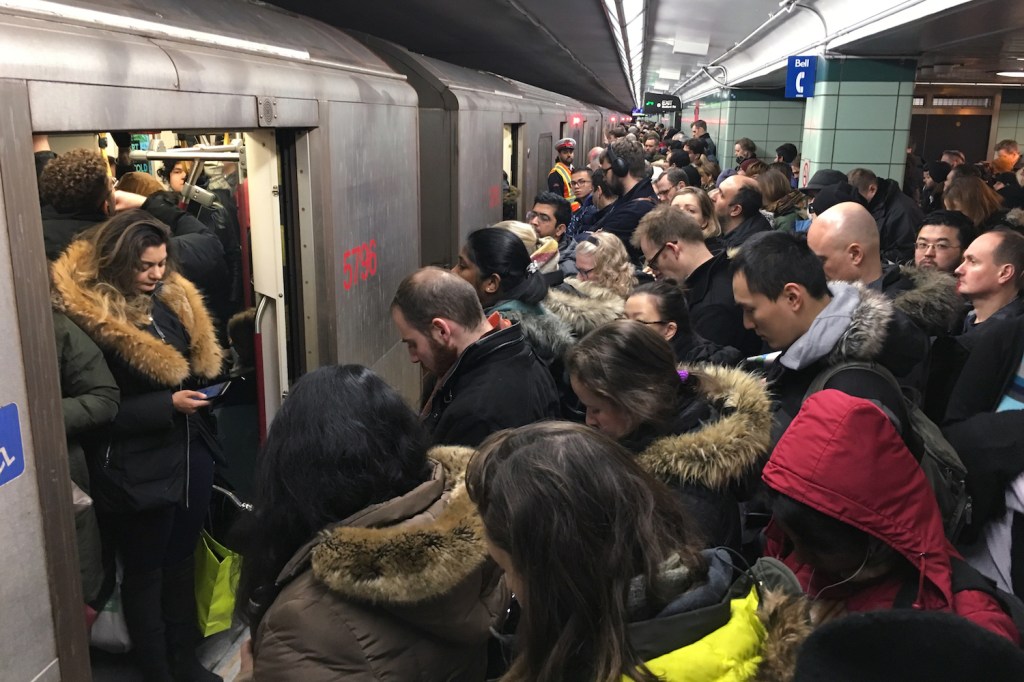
[503,123,524,221]
[275,129,307,385]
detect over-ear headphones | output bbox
[605,143,630,178]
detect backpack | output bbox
[895,556,1024,646]
[805,361,972,542]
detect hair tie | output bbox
[677,369,689,382]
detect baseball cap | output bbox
[800,169,847,193]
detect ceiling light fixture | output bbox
[996,71,1024,78]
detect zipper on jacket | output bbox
[183,381,191,510]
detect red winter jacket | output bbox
[762,390,1019,644]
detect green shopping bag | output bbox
[195,528,239,637]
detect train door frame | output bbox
[537,132,553,196]
[502,122,525,220]
[0,80,88,682]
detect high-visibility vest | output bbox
[549,162,581,212]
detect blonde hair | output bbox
[674,187,721,239]
[493,220,538,252]
[575,232,636,297]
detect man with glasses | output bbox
[566,169,595,240]
[916,210,974,274]
[633,204,761,355]
[528,192,577,276]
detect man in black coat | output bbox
[633,204,761,356]
[595,139,658,264]
[391,268,560,447]
[848,167,922,264]
[943,316,1024,596]
[38,148,116,260]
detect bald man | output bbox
[713,174,771,249]
[808,203,962,336]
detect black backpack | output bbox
[804,361,972,542]
[894,556,1024,646]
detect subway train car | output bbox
[0,0,616,679]
[362,35,611,267]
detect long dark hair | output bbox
[630,280,693,336]
[467,422,707,682]
[88,209,175,294]
[234,365,431,628]
[464,227,547,306]
[566,320,700,435]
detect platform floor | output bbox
[90,622,247,682]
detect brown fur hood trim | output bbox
[51,240,222,385]
[891,266,962,336]
[311,446,490,605]
[544,279,624,338]
[636,364,772,489]
[753,591,814,682]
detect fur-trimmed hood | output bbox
[51,239,222,386]
[636,364,772,489]
[496,304,575,362]
[308,446,489,606]
[752,590,814,682]
[544,278,624,338]
[889,266,963,335]
[825,283,893,365]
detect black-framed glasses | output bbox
[578,266,595,278]
[570,179,592,187]
[643,241,676,268]
[634,319,669,326]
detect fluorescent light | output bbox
[996,71,1024,78]
[0,0,310,60]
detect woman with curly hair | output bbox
[574,231,637,297]
[51,210,223,681]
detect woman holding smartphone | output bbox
[52,209,224,681]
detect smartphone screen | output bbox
[198,381,231,399]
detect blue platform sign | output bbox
[786,56,818,99]
[0,403,25,488]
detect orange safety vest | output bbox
[549,162,581,212]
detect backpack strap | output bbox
[949,557,1024,642]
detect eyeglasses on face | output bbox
[634,319,668,326]
[915,240,957,253]
[526,211,554,223]
[643,240,676,268]
[577,266,595,278]
[570,179,592,187]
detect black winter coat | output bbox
[943,316,1024,537]
[41,204,106,261]
[52,240,223,512]
[866,178,922,265]
[594,178,658,264]
[684,252,762,357]
[721,212,771,251]
[421,321,560,447]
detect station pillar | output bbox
[799,58,917,185]
[696,90,805,164]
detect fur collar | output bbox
[51,240,222,385]
[753,591,814,682]
[891,266,963,335]
[503,307,575,360]
[636,364,772,489]
[544,279,624,338]
[826,283,892,365]
[311,446,489,605]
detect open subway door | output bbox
[244,130,289,439]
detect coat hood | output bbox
[308,446,489,607]
[890,266,963,336]
[499,305,575,362]
[543,279,624,338]
[763,390,955,609]
[781,282,892,371]
[637,364,772,490]
[51,239,223,385]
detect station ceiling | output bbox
[274,0,1024,110]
